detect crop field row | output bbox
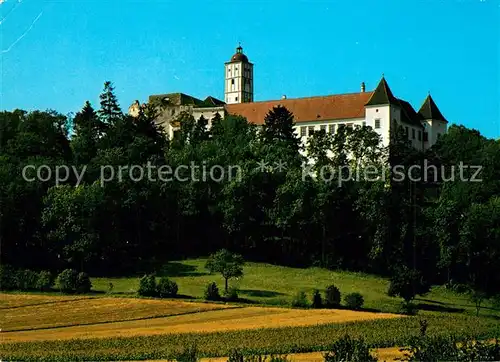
[0,293,96,309]
[2,295,235,332]
[2,304,400,342]
[2,312,499,361]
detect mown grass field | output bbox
[1,259,500,361]
[91,258,500,316]
[2,294,234,332]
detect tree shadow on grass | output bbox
[416,302,465,313]
[158,262,209,277]
[416,298,447,305]
[239,289,286,298]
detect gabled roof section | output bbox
[200,96,225,107]
[148,93,204,107]
[418,94,447,123]
[225,92,373,125]
[398,99,424,128]
[365,77,398,106]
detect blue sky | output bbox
[1,0,499,138]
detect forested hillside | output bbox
[1,81,499,299]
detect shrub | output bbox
[204,282,220,301]
[36,271,54,291]
[324,284,341,308]
[291,290,308,308]
[175,344,198,362]
[401,336,500,361]
[76,272,92,293]
[398,301,418,315]
[311,289,323,308]
[156,277,178,298]
[228,350,289,362]
[56,269,78,293]
[138,274,156,297]
[16,269,39,291]
[344,292,364,310]
[0,265,17,291]
[323,335,376,362]
[224,287,239,302]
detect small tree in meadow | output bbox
[138,274,156,297]
[76,272,92,293]
[204,282,220,301]
[344,292,364,310]
[56,269,78,293]
[388,266,430,304]
[157,277,178,298]
[205,249,244,293]
[312,289,323,308]
[325,285,341,308]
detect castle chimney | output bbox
[361,82,366,93]
[282,95,287,100]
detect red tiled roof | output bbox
[225,92,374,125]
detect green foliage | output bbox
[223,287,239,302]
[138,274,156,297]
[156,277,178,298]
[204,281,220,301]
[324,285,341,308]
[56,269,78,293]
[76,272,92,293]
[0,264,18,290]
[388,266,430,303]
[205,249,245,292]
[344,292,364,310]
[323,335,377,362]
[174,344,199,362]
[228,350,289,362]
[15,269,39,291]
[311,289,323,308]
[36,270,54,291]
[401,336,500,361]
[291,290,309,308]
[398,302,419,316]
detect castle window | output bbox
[320,125,327,132]
[300,126,306,137]
[231,79,235,85]
[412,129,416,139]
[375,119,381,129]
[308,126,315,136]
[418,130,422,141]
[235,97,238,102]
[424,132,428,142]
[329,124,336,134]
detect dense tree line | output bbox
[1,81,499,297]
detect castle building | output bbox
[129,45,448,150]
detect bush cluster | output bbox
[137,275,179,298]
[56,269,92,293]
[323,335,376,362]
[204,282,221,301]
[300,284,364,310]
[0,265,55,292]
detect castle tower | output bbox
[224,44,253,104]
